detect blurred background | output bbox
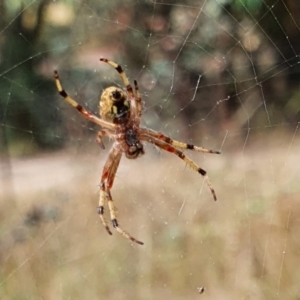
[0,0,300,299]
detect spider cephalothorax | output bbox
[54,58,220,245]
[124,128,144,159]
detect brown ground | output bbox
[0,135,299,300]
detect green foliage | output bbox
[0,0,63,153]
[1,0,299,154]
[233,0,263,14]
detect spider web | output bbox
[1,0,300,299]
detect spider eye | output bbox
[112,90,122,100]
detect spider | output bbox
[54,58,220,245]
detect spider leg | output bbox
[99,58,137,119]
[98,147,121,235]
[54,70,115,130]
[97,129,115,149]
[141,135,217,201]
[134,80,142,119]
[99,58,133,97]
[99,182,112,235]
[140,128,221,154]
[106,190,144,246]
[99,146,144,245]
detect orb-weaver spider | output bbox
[54,58,220,245]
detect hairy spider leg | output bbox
[54,70,115,130]
[134,80,142,119]
[141,135,217,201]
[100,58,138,120]
[98,147,144,245]
[106,189,144,245]
[98,147,118,235]
[106,148,144,245]
[97,129,115,149]
[141,128,221,154]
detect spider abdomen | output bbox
[100,86,130,124]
